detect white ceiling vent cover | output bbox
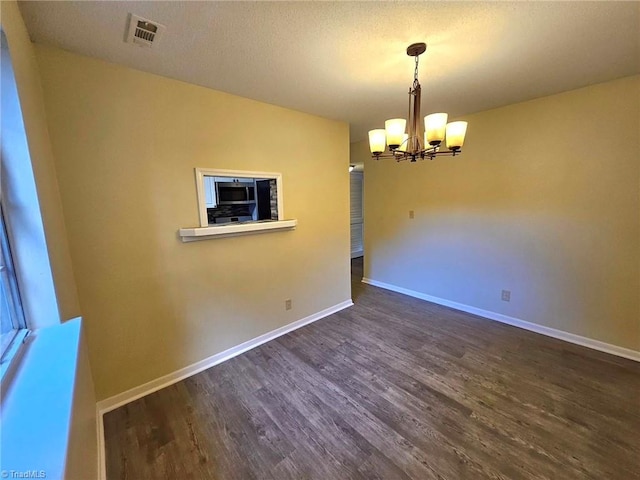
[126,14,165,48]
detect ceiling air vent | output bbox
[126,14,165,48]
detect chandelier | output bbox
[368,43,468,162]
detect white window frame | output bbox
[0,204,29,383]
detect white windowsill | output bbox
[1,318,82,479]
[179,219,297,242]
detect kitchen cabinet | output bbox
[204,176,216,208]
[215,177,254,184]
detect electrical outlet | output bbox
[501,290,511,302]
[409,210,415,219]
[285,299,292,310]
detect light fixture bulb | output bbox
[445,121,468,150]
[385,119,406,150]
[397,134,409,153]
[348,165,355,172]
[368,129,386,155]
[424,113,448,146]
[424,131,431,150]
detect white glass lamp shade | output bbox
[445,121,468,150]
[424,131,434,151]
[424,113,448,146]
[385,118,406,149]
[368,129,387,154]
[397,134,409,152]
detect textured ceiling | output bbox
[18,1,640,142]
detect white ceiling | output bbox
[18,1,640,142]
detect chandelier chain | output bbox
[413,55,420,89]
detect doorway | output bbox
[350,169,364,283]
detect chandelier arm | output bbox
[429,149,462,157]
[373,148,462,161]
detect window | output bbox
[1,29,59,330]
[194,169,284,227]
[179,168,296,241]
[0,205,27,379]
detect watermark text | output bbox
[1,471,46,479]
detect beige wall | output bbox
[0,1,80,322]
[35,45,351,400]
[65,324,99,480]
[356,76,639,351]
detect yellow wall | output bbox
[355,76,640,351]
[66,325,99,480]
[35,45,351,400]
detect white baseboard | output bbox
[96,299,352,479]
[97,299,353,415]
[362,277,640,362]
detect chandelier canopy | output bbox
[368,43,468,162]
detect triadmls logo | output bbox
[1,471,47,479]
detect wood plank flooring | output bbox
[104,257,640,479]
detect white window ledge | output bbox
[1,318,82,479]
[179,219,297,242]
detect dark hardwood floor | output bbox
[104,257,640,479]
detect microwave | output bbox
[216,182,256,205]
